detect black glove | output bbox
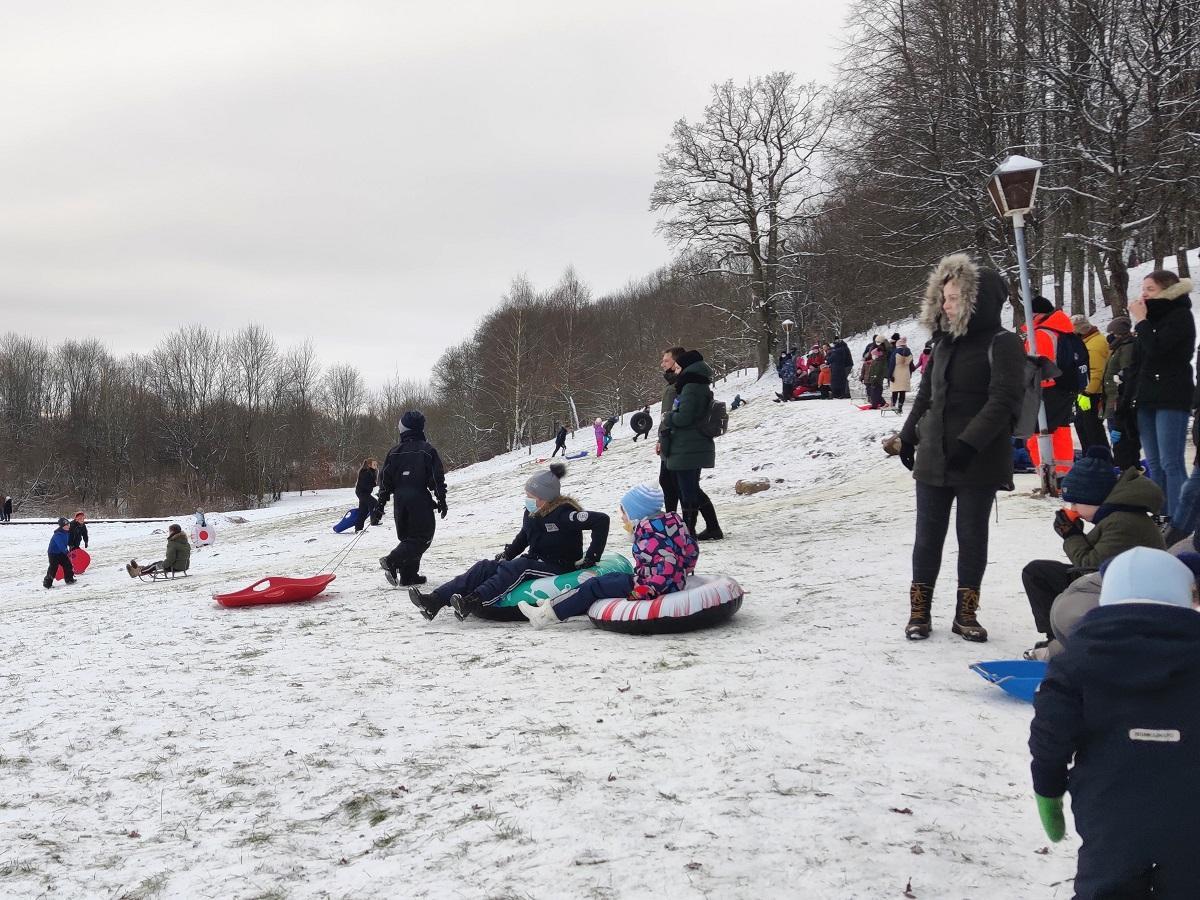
[494,551,507,562]
[899,440,916,471]
[1053,509,1084,539]
[579,554,599,569]
[946,440,976,472]
[437,498,448,519]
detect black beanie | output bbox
[400,410,426,433]
[675,350,703,369]
[1031,295,1055,315]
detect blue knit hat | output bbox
[1099,547,1195,608]
[1060,446,1118,506]
[399,410,426,433]
[621,483,664,522]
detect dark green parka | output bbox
[663,355,716,472]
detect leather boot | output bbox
[695,497,724,541]
[952,587,988,642]
[682,507,699,533]
[905,583,933,640]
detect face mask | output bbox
[662,370,677,384]
[524,498,540,514]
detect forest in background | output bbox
[2,0,1196,514]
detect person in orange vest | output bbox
[1024,296,1081,477]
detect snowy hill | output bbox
[2,255,1195,898]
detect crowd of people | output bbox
[897,251,1199,895]
[775,334,928,411]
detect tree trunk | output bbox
[1090,248,1115,312]
[1107,247,1130,318]
[1086,255,1097,316]
[1178,243,1192,278]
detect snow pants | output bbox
[354,493,375,533]
[547,572,635,621]
[1073,838,1200,899]
[385,493,436,583]
[911,482,996,590]
[45,551,73,586]
[1074,393,1109,454]
[1021,559,1078,638]
[431,555,564,606]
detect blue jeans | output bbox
[432,556,563,605]
[1136,407,1188,518]
[1172,466,1200,536]
[547,572,634,621]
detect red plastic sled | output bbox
[55,547,91,580]
[213,574,336,608]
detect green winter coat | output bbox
[1101,334,1135,417]
[163,531,191,572]
[1061,469,1165,570]
[663,359,716,471]
[865,355,887,386]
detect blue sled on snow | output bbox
[970,660,1047,703]
[332,507,361,534]
[566,450,589,460]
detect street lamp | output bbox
[782,319,795,353]
[987,154,1055,494]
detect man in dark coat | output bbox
[657,348,723,540]
[375,410,447,588]
[629,405,653,442]
[663,349,717,535]
[899,254,1024,642]
[827,339,853,399]
[1,495,11,522]
[1029,547,1200,898]
[551,422,569,457]
[68,512,89,552]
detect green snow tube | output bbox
[475,552,633,621]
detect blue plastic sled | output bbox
[970,660,1047,703]
[566,450,589,460]
[332,507,361,534]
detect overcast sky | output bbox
[1,1,852,387]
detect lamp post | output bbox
[988,154,1056,495]
[782,319,795,353]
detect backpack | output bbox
[1051,330,1090,393]
[699,393,728,438]
[989,333,1061,441]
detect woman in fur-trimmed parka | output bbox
[898,254,1025,643]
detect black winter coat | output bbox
[354,466,376,499]
[900,259,1024,489]
[827,341,853,369]
[1133,280,1194,411]
[68,520,89,550]
[502,498,610,569]
[1030,604,1200,858]
[377,431,446,509]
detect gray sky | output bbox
[0,1,851,387]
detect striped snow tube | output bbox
[587,574,743,635]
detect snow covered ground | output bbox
[2,253,1195,899]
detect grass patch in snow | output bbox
[117,872,169,899]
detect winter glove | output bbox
[1077,394,1092,412]
[494,551,508,562]
[945,439,976,472]
[899,440,916,471]
[437,498,448,519]
[1053,508,1084,539]
[1109,429,1122,445]
[579,554,600,570]
[1036,794,1066,843]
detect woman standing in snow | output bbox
[888,337,915,413]
[898,254,1024,642]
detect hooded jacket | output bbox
[163,530,191,572]
[1134,278,1195,410]
[1078,326,1109,395]
[1061,469,1166,570]
[501,496,610,570]
[1029,603,1200,856]
[629,511,699,600]
[354,466,377,499]
[378,431,446,510]
[68,519,89,551]
[663,357,717,471]
[827,341,853,369]
[888,346,914,392]
[48,526,71,556]
[900,255,1025,489]
[1102,333,1136,416]
[1024,309,1077,391]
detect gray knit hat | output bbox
[525,462,566,502]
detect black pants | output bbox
[1021,559,1077,638]
[891,390,907,410]
[354,493,375,532]
[551,441,566,457]
[1074,393,1109,454]
[385,493,436,581]
[830,366,850,399]
[1107,415,1142,471]
[911,481,997,589]
[866,383,884,408]
[660,460,718,530]
[632,430,650,442]
[1074,845,1200,899]
[46,551,73,585]
[659,458,680,513]
[779,382,795,401]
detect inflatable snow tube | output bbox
[587,574,743,635]
[475,552,633,622]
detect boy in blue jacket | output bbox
[44,516,76,588]
[1029,547,1200,898]
[407,462,609,621]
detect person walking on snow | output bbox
[629,405,653,442]
[44,517,75,589]
[898,254,1024,642]
[353,458,378,533]
[657,347,723,540]
[406,462,609,621]
[518,482,698,627]
[551,422,569,457]
[68,511,89,552]
[888,337,915,413]
[1071,313,1110,454]
[1029,547,1200,899]
[375,411,447,588]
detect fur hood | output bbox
[920,254,1008,339]
[1152,278,1194,303]
[534,495,582,517]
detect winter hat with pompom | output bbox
[399,410,426,434]
[621,483,665,522]
[1060,446,1118,506]
[1099,547,1195,608]
[526,462,566,502]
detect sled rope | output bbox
[316,524,369,576]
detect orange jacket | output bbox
[1022,310,1075,388]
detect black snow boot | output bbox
[451,592,484,621]
[408,586,443,621]
[682,507,699,534]
[379,556,399,588]
[952,587,988,642]
[42,577,53,589]
[695,498,724,541]
[399,564,426,587]
[905,583,932,640]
